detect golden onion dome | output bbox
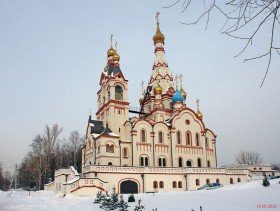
[153,23,165,44]
[197,111,203,119]
[107,47,116,57]
[113,53,120,61]
[180,88,187,100]
[153,84,163,95]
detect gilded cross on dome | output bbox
[110,34,113,48]
[196,98,200,111]
[115,42,118,52]
[175,74,178,88]
[155,11,160,24]
[179,74,183,89]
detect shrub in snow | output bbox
[117,194,128,211]
[94,191,102,203]
[134,199,145,211]
[263,177,270,187]
[128,194,135,202]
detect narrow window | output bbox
[178,157,183,167]
[207,160,211,167]
[173,181,177,188]
[153,181,158,189]
[230,178,233,184]
[163,158,166,167]
[159,158,162,167]
[123,148,128,158]
[206,179,210,184]
[108,162,112,166]
[115,85,123,101]
[178,181,182,188]
[186,132,191,145]
[159,131,163,143]
[196,133,200,146]
[177,131,181,144]
[238,178,241,183]
[140,157,144,166]
[205,137,209,148]
[145,157,148,166]
[108,91,110,100]
[159,181,164,188]
[196,179,200,186]
[197,158,202,167]
[216,179,220,184]
[141,130,146,142]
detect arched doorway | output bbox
[120,180,138,194]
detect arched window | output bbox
[207,160,211,167]
[145,157,148,166]
[153,181,158,189]
[159,131,163,143]
[140,157,144,166]
[238,178,241,183]
[108,162,112,166]
[106,144,114,153]
[177,131,181,144]
[196,133,200,146]
[159,181,164,188]
[163,158,166,167]
[170,102,173,110]
[197,158,202,167]
[186,160,192,167]
[173,181,177,188]
[178,157,183,167]
[158,158,162,167]
[178,181,182,188]
[196,179,200,186]
[216,179,220,184]
[205,137,209,148]
[206,179,210,184]
[115,85,123,101]
[259,168,262,170]
[141,130,146,142]
[186,132,191,145]
[230,178,234,184]
[108,91,110,100]
[123,148,128,158]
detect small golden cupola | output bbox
[196,98,203,119]
[153,11,165,44]
[113,41,120,62]
[153,83,163,95]
[179,74,187,100]
[107,34,116,57]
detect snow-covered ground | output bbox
[0,179,279,211]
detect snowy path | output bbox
[0,179,279,211]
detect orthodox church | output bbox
[45,14,249,196]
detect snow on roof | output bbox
[108,132,119,137]
[70,166,79,176]
[91,133,100,138]
[90,123,95,127]
[63,178,79,185]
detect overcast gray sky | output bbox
[1,1,279,172]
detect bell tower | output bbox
[96,35,129,138]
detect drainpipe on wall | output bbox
[131,126,134,166]
[152,126,155,166]
[141,174,145,193]
[169,127,173,167]
[119,139,121,166]
[214,138,218,167]
[184,173,188,191]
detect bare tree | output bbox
[271,163,280,170]
[164,0,280,87]
[235,150,263,164]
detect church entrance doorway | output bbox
[120,180,138,194]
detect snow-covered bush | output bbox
[128,194,135,202]
[134,199,145,211]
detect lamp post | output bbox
[141,174,145,193]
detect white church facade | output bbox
[45,15,250,196]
